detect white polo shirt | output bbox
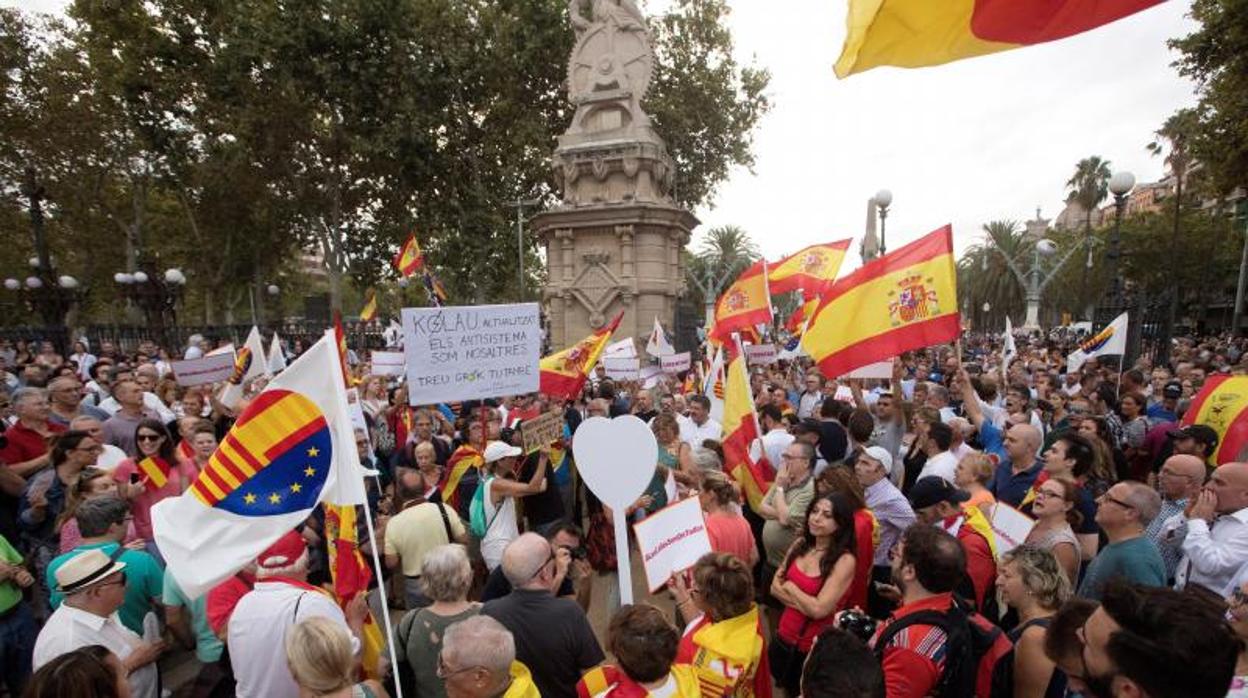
[679,415,722,448]
[228,580,360,698]
[33,604,158,698]
[917,450,958,485]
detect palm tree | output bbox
[1066,156,1111,319]
[1147,108,1198,362]
[959,220,1029,330]
[687,225,761,326]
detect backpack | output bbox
[468,475,499,538]
[873,600,1014,698]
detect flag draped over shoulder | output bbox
[394,233,425,277]
[323,504,385,679]
[152,332,368,598]
[834,0,1163,78]
[540,311,623,400]
[803,226,960,378]
[722,336,773,512]
[443,444,482,511]
[1066,312,1128,372]
[710,261,772,343]
[359,291,377,323]
[1182,375,1248,465]
[768,240,851,296]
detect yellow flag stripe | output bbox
[834,0,1015,78]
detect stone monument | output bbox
[532,0,699,351]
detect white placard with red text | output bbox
[632,496,713,592]
[745,343,778,365]
[660,351,692,374]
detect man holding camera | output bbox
[480,523,592,611]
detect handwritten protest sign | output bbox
[520,411,563,454]
[745,343,778,365]
[170,352,236,387]
[660,352,692,374]
[603,356,640,380]
[632,496,713,592]
[988,503,1036,556]
[370,350,406,376]
[402,304,541,404]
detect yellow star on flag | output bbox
[269,493,281,504]
[304,466,316,477]
[243,493,257,505]
[307,447,319,457]
[290,483,302,493]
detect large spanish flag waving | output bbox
[1182,375,1248,465]
[834,0,1162,78]
[722,336,774,512]
[710,261,772,343]
[540,311,624,400]
[768,240,851,297]
[803,225,959,378]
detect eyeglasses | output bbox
[1033,489,1063,501]
[436,654,481,680]
[136,434,163,443]
[1101,494,1135,510]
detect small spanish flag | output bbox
[359,291,377,323]
[834,0,1162,78]
[539,311,623,400]
[137,455,172,492]
[393,233,425,277]
[1182,375,1248,465]
[332,312,356,387]
[768,240,851,297]
[722,336,774,512]
[710,260,772,343]
[421,269,448,306]
[323,503,386,679]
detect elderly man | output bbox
[385,469,467,609]
[1175,461,1248,595]
[33,548,163,698]
[46,376,108,427]
[481,533,603,698]
[440,615,541,698]
[758,441,817,578]
[797,373,825,420]
[100,379,156,458]
[1078,482,1166,600]
[0,387,65,477]
[1147,454,1208,582]
[854,446,916,618]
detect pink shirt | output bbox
[112,458,200,540]
[704,511,756,564]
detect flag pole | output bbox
[359,487,404,698]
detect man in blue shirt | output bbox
[985,422,1044,508]
[1078,481,1166,600]
[1146,381,1182,423]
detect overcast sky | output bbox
[8,0,1198,270]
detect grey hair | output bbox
[443,616,514,680]
[500,533,550,587]
[1120,481,1162,526]
[75,496,129,538]
[420,544,473,602]
[11,386,46,408]
[691,447,722,473]
[1000,544,1071,610]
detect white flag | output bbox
[604,337,638,359]
[646,316,675,357]
[219,326,270,409]
[1066,312,1129,372]
[703,345,725,424]
[153,331,367,598]
[1002,316,1017,372]
[267,332,288,374]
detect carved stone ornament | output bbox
[567,0,654,105]
[569,251,624,327]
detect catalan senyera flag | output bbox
[359,291,377,323]
[394,233,425,277]
[152,332,368,598]
[443,444,483,511]
[802,225,960,378]
[219,325,270,410]
[333,312,356,387]
[540,311,624,400]
[323,503,385,679]
[137,455,172,492]
[722,335,774,513]
[1182,375,1248,465]
[711,260,772,343]
[768,240,851,296]
[834,0,1163,78]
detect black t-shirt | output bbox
[480,564,574,602]
[519,452,563,529]
[481,589,604,698]
[634,409,658,423]
[818,420,849,463]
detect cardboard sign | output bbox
[402,303,541,404]
[660,351,692,374]
[603,356,640,380]
[519,411,563,454]
[632,496,713,592]
[170,352,236,387]
[988,503,1036,556]
[745,343,778,365]
[370,350,406,377]
[844,360,893,380]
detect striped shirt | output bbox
[865,478,917,566]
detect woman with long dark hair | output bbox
[23,645,130,698]
[813,467,876,612]
[112,419,198,559]
[768,493,857,696]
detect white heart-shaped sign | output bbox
[572,415,658,510]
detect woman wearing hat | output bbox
[479,441,549,571]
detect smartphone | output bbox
[130,473,141,485]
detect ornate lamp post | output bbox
[1106,171,1135,306]
[3,260,87,333]
[985,228,1084,331]
[874,189,892,256]
[115,266,186,345]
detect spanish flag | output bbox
[785,296,819,335]
[1182,375,1248,465]
[710,260,772,343]
[323,503,386,679]
[137,455,172,492]
[393,233,425,277]
[539,311,623,400]
[803,225,959,378]
[722,336,774,512]
[358,291,377,323]
[332,312,356,387]
[834,0,1162,77]
[768,240,851,296]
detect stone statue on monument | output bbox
[566,0,653,126]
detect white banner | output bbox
[745,343,778,366]
[170,353,236,387]
[402,303,541,404]
[632,496,713,592]
[370,350,406,376]
[660,351,692,374]
[640,365,663,389]
[604,337,637,359]
[603,356,641,380]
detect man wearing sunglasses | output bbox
[1078,482,1166,601]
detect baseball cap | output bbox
[257,530,308,570]
[861,446,894,475]
[1163,381,1183,399]
[1168,424,1219,450]
[55,548,128,594]
[483,440,523,463]
[908,477,971,510]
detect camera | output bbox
[837,609,878,643]
[560,545,588,561]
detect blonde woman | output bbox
[954,452,996,516]
[286,616,388,698]
[996,545,1072,698]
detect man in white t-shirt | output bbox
[678,395,721,448]
[916,421,958,485]
[759,404,794,471]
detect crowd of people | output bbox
[3,330,1248,697]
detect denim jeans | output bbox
[0,602,36,696]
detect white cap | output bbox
[861,446,894,475]
[483,440,523,463]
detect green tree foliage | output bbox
[685,224,760,315]
[958,221,1029,331]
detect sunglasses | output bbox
[136,434,163,442]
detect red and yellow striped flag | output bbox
[768,240,851,296]
[835,0,1162,78]
[1182,375,1248,465]
[393,233,425,277]
[785,296,819,335]
[359,291,377,323]
[137,455,172,492]
[803,225,960,379]
[710,260,772,343]
[443,445,483,511]
[332,312,357,387]
[722,336,774,512]
[323,504,386,680]
[539,311,623,400]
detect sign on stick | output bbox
[170,353,236,387]
[370,350,406,377]
[632,496,713,592]
[660,352,692,374]
[745,344,778,365]
[603,356,640,380]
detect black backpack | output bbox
[873,600,1014,698]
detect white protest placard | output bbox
[988,503,1036,556]
[603,356,640,380]
[402,303,541,404]
[844,360,893,380]
[632,496,713,592]
[604,337,637,358]
[572,416,657,605]
[640,365,663,389]
[170,352,236,387]
[370,350,406,377]
[660,351,692,374]
[745,343,778,365]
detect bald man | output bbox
[986,423,1043,508]
[1177,461,1248,594]
[1147,454,1208,582]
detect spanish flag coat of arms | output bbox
[153,331,368,598]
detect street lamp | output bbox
[1106,171,1135,307]
[116,265,185,343]
[985,220,1085,331]
[874,189,892,256]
